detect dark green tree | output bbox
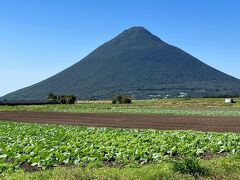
[112,95,132,104]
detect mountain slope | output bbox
[2,27,240,100]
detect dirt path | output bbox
[0,111,240,132]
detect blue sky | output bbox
[1,0,240,96]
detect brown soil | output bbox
[1,111,240,132]
[19,163,40,172]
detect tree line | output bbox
[48,93,76,104]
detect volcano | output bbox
[2,27,240,100]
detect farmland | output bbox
[1,111,240,132]
[1,98,240,179]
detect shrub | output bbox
[172,158,209,177]
[65,95,77,104]
[112,99,117,104]
[112,95,132,104]
[122,97,132,104]
[114,95,123,103]
[48,93,57,100]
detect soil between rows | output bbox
[0,111,240,132]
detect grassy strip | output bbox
[0,99,240,117]
[2,154,240,180]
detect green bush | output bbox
[122,97,132,104]
[48,93,57,100]
[172,158,209,177]
[64,95,77,104]
[112,99,117,104]
[112,95,132,104]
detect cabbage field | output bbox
[1,121,240,174]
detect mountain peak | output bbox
[125,26,150,33]
[120,26,158,38]
[109,26,165,48]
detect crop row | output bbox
[1,104,240,116]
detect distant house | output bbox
[164,95,170,99]
[225,99,236,104]
[178,92,189,98]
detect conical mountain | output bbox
[2,27,240,100]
